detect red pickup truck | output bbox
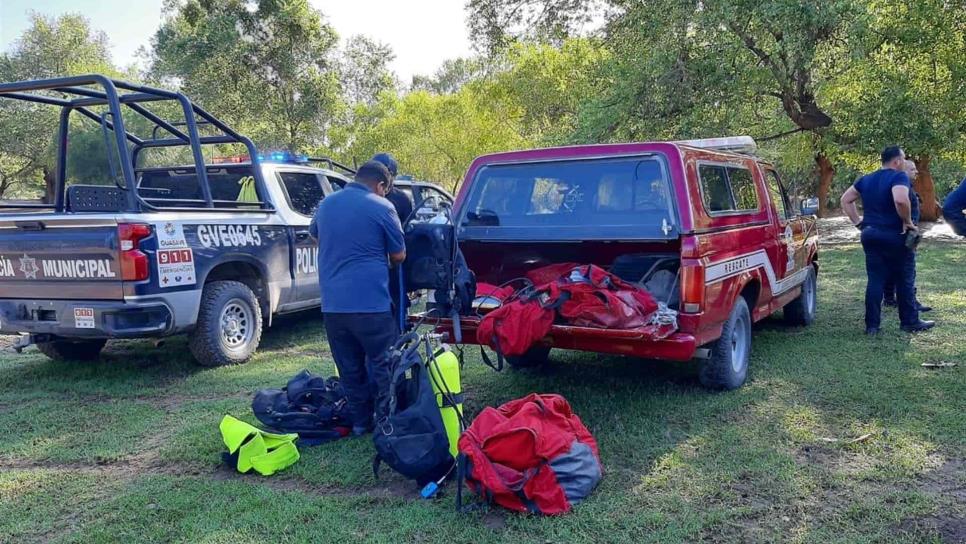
[436,136,818,390]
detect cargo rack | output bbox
[0,74,273,213]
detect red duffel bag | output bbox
[475,287,563,357]
[557,265,658,328]
[458,393,602,515]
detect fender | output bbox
[198,253,278,325]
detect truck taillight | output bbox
[680,264,705,313]
[118,223,152,281]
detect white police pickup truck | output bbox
[0,75,356,366]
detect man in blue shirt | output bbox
[310,161,406,435]
[883,160,930,312]
[942,176,966,237]
[840,146,934,335]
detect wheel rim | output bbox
[805,272,816,315]
[220,298,254,351]
[731,311,749,373]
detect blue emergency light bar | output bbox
[256,151,309,164]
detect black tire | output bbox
[699,297,751,390]
[783,266,817,326]
[506,345,552,369]
[36,339,107,361]
[189,280,263,367]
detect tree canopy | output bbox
[0,2,963,217]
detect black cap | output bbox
[355,160,392,185]
[371,153,398,177]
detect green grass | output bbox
[0,241,963,543]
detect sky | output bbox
[0,0,475,84]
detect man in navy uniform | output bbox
[372,152,414,331]
[310,161,406,435]
[883,159,930,312]
[942,176,966,237]
[840,146,935,335]
[372,153,414,223]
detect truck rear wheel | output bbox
[783,266,817,326]
[506,345,552,369]
[36,339,107,361]
[189,280,263,367]
[699,297,751,390]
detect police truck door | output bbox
[276,170,326,307]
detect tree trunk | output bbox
[815,153,835,218]
[912,155,940,222]
[43,167,56,204]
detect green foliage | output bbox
[150,0,343,151]
[825,0,966,166]
[466,0,605,54]
[410,57,490,94]
[338,35,397,107]
[0,13,120,199]
[345,88,530,191]
[343,39,607,190]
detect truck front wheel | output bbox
[36,339,107,361]
[783,266,817,326]
[699,297,751,390]
[189,280,263,367]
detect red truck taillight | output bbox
[680,264,705,313]
[118,223,153,281]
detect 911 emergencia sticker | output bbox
[74,308,95,329]
[156,222,196,288]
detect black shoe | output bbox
[883,299,898,307]
[901,320,935,333]
[351,425,372,437]
[916,303,932,312]
[865,327,880,336]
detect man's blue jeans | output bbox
[323,311,397,428]
[861,227,919,329]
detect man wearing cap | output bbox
[372,153,414,331]
[310,160,406,436]
[372,153,414,224]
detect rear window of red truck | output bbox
[458,155,678,240]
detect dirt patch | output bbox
[894,515,966,543]
[819,216,962,246]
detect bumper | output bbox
[0,298,174,339]
[428,316,698,362]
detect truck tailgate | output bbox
[0,217,124,300]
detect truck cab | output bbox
[430,136,818,390]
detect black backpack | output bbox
[403,222,477,317]
[373,333,454,486]
[252,370,352,445]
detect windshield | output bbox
[459,155,676,240]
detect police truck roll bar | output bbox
[0,74,273,213]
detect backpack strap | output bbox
[385,334,426,415]
[372,454,383,479]
[479,344,504,372]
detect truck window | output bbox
[699,165,732,212]
[766,170,791,219]
[727,167,759,211]
[462,155,675,240]
[698,164,759,214]
[138,167,258,208]
[279,172,325,216]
